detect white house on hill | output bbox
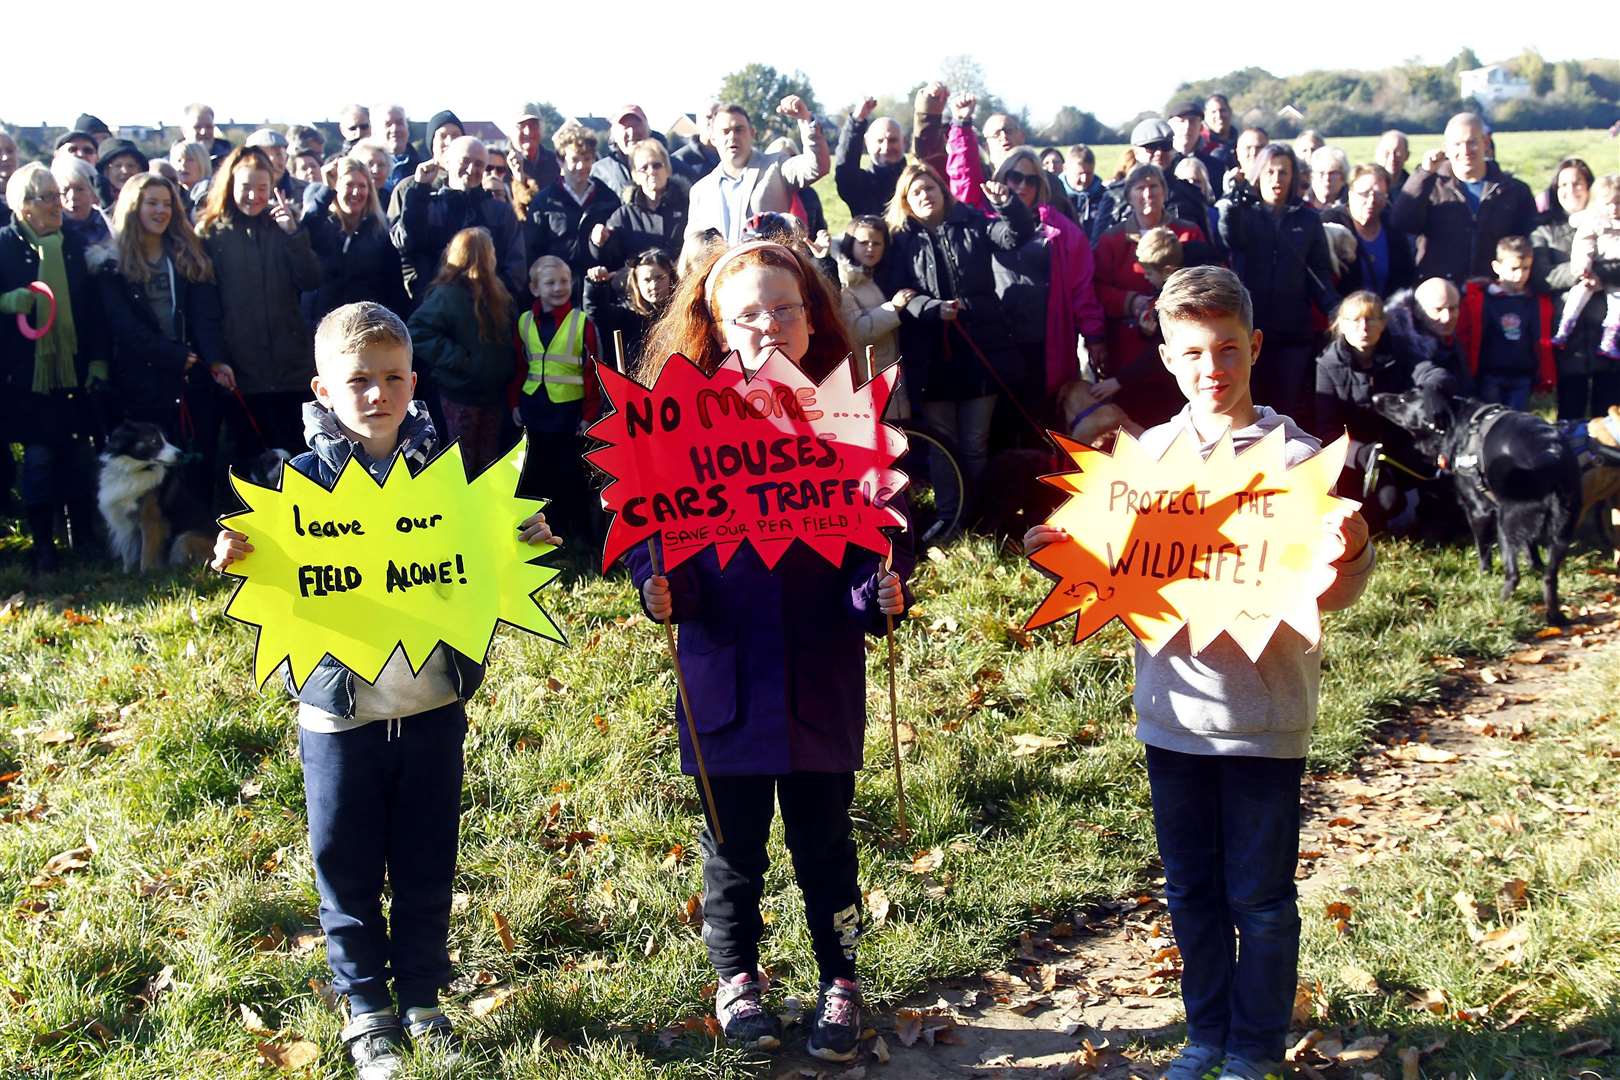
[1459,65,1532,110]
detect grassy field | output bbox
[0,524,1614,1077]
[815,128,1619,238]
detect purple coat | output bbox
[624,522,914,777]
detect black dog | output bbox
[1373,387,1580,624]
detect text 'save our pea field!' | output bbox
[1026,427,1357,659]
[218,436,564,689]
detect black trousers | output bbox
[1556,371,1620,421]
[699,772,862,983]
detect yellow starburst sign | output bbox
[1025,427,1357,660]
[219,436,564,689]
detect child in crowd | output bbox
[1026,267,1372,1080]
[406,227,515,475]
[511,254,601,546]
[581,247,674,372]
[837,215,913,418]
[1313,290,1417,531]
[626,239,912,1063]
[1458,235,1555,410]
[1553,172,1620,360]
[1087,227,1184,430]
[211,302,554,1079]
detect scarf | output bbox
[15,218,79,393]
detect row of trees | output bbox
[714,50,1618,151]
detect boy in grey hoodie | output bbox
[1026,267,1373,1080]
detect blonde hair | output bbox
[1334,290,1385,333]
[329,157,387,232]
[1135,226,1184,271]
[1592,174,1620,215]
[315,301,412,373]
[623,138,671,206]
[884,161,955,234]
[113,173,215,285]
[528,254,571,288]
[432,228,513,342]
[1157,265,1254,334]
[170,140,213,183]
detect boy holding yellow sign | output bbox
[1026,268,1372,1080]
[212,302,556,1079]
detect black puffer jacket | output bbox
[1388,160,1536,284]
[834,115,907,219]
[1217,193,1339,342]
[302,191,409,323]
[390,177,527,304]
[1313,334,1411,451]
[588,187,688,270]
[582,273,657,372]
[92,247,227,416]
[877,197,1035,401]
[1385,287,1471,396]
[524,177,617,284]
[200,214,322,396]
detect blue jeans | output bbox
[1477,374,1533,411]
[298,702,467,1015]
[919,395,996,525]
[1145,745,1305,1064]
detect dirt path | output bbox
[772,593,1620,1080]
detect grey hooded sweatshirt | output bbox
[1130,405,1375,759]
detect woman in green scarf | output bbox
[0,163,110,572]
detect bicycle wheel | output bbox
[896,421,968,545]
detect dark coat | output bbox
[301,193,409,323]
[1092,165,1211,250]
[285,401,486,716]
[0,223,108,443]
[385,143,427,199]
[1533,214,1620,377]
[588,188,688,270]
[1313,334,1412,452]
[200,215,322,396]
[1319,207,1418,298]
[670,136,719,184]
[1388,160,1537,284]
[623,523,913,776]
[390,177,527,304]
[406,282,515,407]
[1217,195,1339,342]
[581,274,655,371]
[524,177,618,285]
[93,249,227,416]
[1059,174,1108,239]
[1386,287,1472,396]
[834,115,907,219]
[877,198,1035,401]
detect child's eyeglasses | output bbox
[726,303,806,329]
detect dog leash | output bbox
[942,321,1053,442]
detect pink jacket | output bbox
[948,121,1104,395]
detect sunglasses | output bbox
[1006,172,1041,188]
[1139,140,1173,153]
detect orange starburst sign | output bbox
[1025,427,1357,659]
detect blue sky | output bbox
[1,11,1573,134]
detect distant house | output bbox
[117,125,164,143]
[1459,65,1532,110]
[667,113,701,140]
[1277,104,1306,124]
[459,121,509,149]
[561,115,612,136]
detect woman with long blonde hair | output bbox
[405,227,514,471]
[196,145,322,455]
[96,173,232,492]
[302,156,407,322]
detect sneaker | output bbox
[1360,442,1384,502]
[404,1006,461,1061]
[342,1010,406,1080]
[1219,1054,1285,1080]
[1163,1042,1224,1080]
[714,971,782,1051]
[805,977,862,1062]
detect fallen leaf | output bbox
[1385,743,1459,764]
[1323,901,1353,933]
[136,965,174,1006]
[1510,647,1548,664]
[1335,1034,1389,1062]
[239,1003,274,1036]
[37,729,75,746]
[908,847,944,875]
[1534,625,1564,638]
[492,911,516,953]
[1399,1046,1421,1080]
[1406,988,1446,1013]
[1009,733,1065,756]
[257,1039,320,1068]
[865,887,891,929]
[870,1034,891,1063]
[1557,1036,1612,1057]
[61,608,98,626]
[467,984,514,1018]
[1497,878,1529,911]
[1340,965,1380,994]
[38,844,94,878]
[1480,923,1529,952]
[894,1009,923,1047]
[0,591,26,619]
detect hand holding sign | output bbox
[586,350,909,573]
[1025,427,1356,660]
[218,435,564,688]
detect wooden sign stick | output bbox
[869,346,908,835]
[612,328,626,374]
[646,537,725,845]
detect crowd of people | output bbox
[5,87,1615,1080]
[1,93,1617,564]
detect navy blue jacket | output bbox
[93,249,227,415]
[624,515,913,776]
[282,401,487,715]
[1218,195,1339,342]
[390,177,527,304]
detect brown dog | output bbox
[1583,407,1620,561]
[1056,379,1144,448]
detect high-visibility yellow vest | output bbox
[518,307,587,404]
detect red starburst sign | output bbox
[586,350,910,572]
